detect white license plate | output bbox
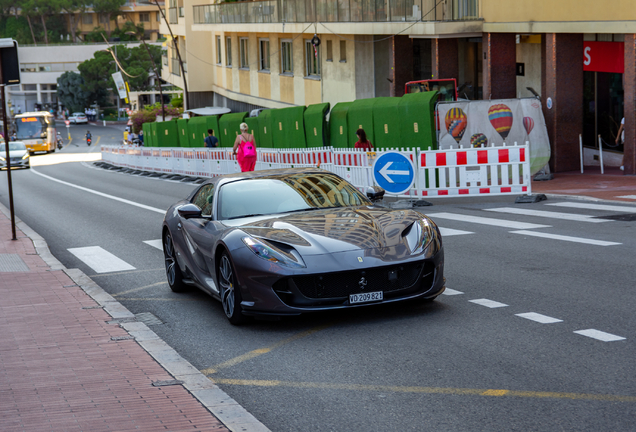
[350,291,383,304]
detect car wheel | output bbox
[163,231,187,293]
[218,252,247,325]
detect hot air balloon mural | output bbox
[488,104,513,140]
[470,133,488,148]
[523,116,535,135]
[445,108,467,144]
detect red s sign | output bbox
[583,42,624,73]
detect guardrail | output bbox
[193,0,479,24]
[101,141,531,198]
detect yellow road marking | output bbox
[211,378,636,403]
[113,281,167,297]
[201,323,333,375]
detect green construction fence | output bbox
[328,102,351,148]
[243,117,259,143]
[177,119,189,147]
[219,112,247,148]
[271,106,306,148]
[154,120,179,147]
[187,116,208,148]
[142,122,152,147]
[149,122,158,147]
[257,109,273,148]
[347,98,376,148]
[397,91,437,150]
[304,103,330,148]
[372,97,402,149]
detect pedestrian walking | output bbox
[233,123,257,172]
[616,117,625,171]
[354,128,373,150]
[204,129,219,148]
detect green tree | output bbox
[59,0,88,43]
[57,71,89,112]
[20,0,39,45]
[92,0,125,35]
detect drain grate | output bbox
[0,254,30,272]
[594,213,636,221]
[152,380,184,387]
[135,312,164,326]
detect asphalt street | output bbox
[1,121,635,431]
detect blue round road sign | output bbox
[372,152,415,195]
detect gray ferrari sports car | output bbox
[162,168,445,324]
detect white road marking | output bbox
[31,168,166,214]
[515,312,563,324]
[427,212,551,230]
[510,230,621,246]
[469,299,508,308]
[574,329,626,342]
[68,246,136,273]
[143,239,163,250]
[484,207,612,223]
[441,288,463,296]
[615,195,636,200]
[439,227,474,237]
[546,202,636,213]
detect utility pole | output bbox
[115,44,121,121]
[0,39,18,240]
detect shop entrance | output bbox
[583,71,624,153]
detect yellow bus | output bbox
[14,111,57,153]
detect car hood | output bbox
[3,149,28,158]
[234,207,427,256]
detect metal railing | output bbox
[193,0,479,24]
[169,7,178,23]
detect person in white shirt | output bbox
[615,117,625,171]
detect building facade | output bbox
[161,0,635,175]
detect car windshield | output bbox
[15,116,47,139]
[0,142,27,151]
[218,173,370,219]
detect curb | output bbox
[0,202,270,432]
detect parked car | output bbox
[0,141,30,169]
[68,113,88,124]
[162,168,445,324]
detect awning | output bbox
[185,107,232,116]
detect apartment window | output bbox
[281,40,293,74]
[305,40,321,77]
[82,14,93,25]
[99,14,109,24]
[139,12,150,22]
[340,40,346,62]
[20,64,37,72]
[326,40,333,62]
[156,12,160,22]
[226,37,232,66]
[240,38,249,69]
[216,36,222,65]
[259,39,270,71]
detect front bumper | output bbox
[0,158,30,169]
[231,245,445,316]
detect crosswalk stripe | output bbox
[469,299,508,308]
[510,230,621,246]
[484,207,612,223]
[68,246,136,273]
[615,195,636,200]
[516,312,563,324]
[441,288,463,296]
[143,239,163,250]
[574,329,626,342]
[428,212,551,230]
[546,202,636,213]
[439,227,474,237]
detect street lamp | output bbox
[126,31,165,122]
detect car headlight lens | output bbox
[0,155,5,161]
[22,153,29,160]
[404,219,437,255]
[242,236,306,268]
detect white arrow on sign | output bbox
[379,161,410,184]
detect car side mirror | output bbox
[177,204,202,219]
[366,186,385,201]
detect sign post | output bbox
[372,152,415,196]
[65,119,70,139]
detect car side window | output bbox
[192,184,215,217]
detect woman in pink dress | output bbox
[232,122,257,172]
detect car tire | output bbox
[163,230,187,293]
[218,252,247,325]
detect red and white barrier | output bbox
[101,143,531,198]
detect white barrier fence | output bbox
[101,143,532,198]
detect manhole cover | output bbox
[135,312,164,326]
[594,213,636,221]
[0,254,30,272]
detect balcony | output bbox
[193,0,479,24]
[169,7,178,23]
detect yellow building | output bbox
[73,1,165,41]
[163,0,634,174]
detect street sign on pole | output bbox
[372,152,415,195]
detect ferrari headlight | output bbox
[242,237,306,268]
[404,219,436,254]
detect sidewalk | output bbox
[531,166,636,203]
[0,204,269,432]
